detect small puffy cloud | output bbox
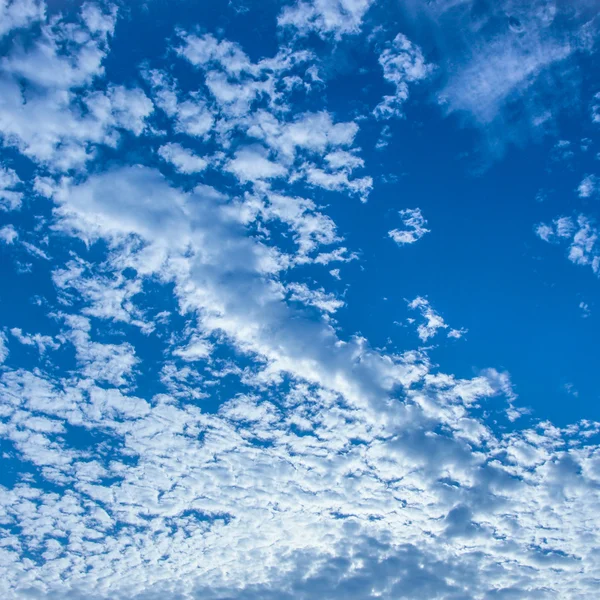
[158,143,208,173]
[177,32,252,75]
[226,146,287,182]
[173,335,213,362]
[536,214,600,275]
[0,165,23,211]
[0,330,7,363]
[578,174,599,198]
[287,282,344,313]
[248,111,359,162]
[407,296,466,342]
[85,85,154,137]
[304,165,373,200]
[176,32,312,118]
[61,314,138,387]
[10,327,60,356]
[591,92,600,124]
[374,34,432,119]
[278,0,375,39]
[0,224,17,244]
[146,70,214,138]
[388,207,429,245]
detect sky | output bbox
[0,0,600,598]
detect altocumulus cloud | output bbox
[0,1,599,600]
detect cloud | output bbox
[287,281,345,313]
[10,327,60,355]
[439,29,572,126]
[591,91,600,123]
[145,69,214,138]
[0,0,44,39]
[244,111,372,199]
[176,32,313,119]
[0,224,17,244]
[0,165,23,211]
[59,313,138,387]
[44,166,424,412]
[158,143,208,174]
[374,34,433,119]
[278,0,376,39]
[0,5,599,600]
[407,296,466,341]
[402,0,600,155]
[247,111,359,162]
[535,214,600,275]
[226,145,288,182]
[0,330,7,363]
[0,4,153,170]
[578,174,599,198]
[388,208,430,245]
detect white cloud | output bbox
[578,174,599,198]
[248,111,359,161]
[52,258,155,333]
[536,214,600,275]
[278,0,376,39]
[0,165,23,211]
[244,111,372,199]
[226,145,287,182]
[158,143,208,173]
[146,69,214,138]
[304,164,373,200]
[176,32,253,75]
[287,281,345,313]
[579,301,591,318]
[0,223,17,244]
[374,34,432,119]
[417,0,596,152]
[388,207,429,245]
[10,327,60,355]
[0,8,599,600]
[0,0,44,39]
[172,335,213,361]
[407,296,466,342]
[176,32,313,119]
[591,91,600,124]
[0,5,153,171]
[440,33,571,125]
[60,314,138,387]
[0,330,7,363]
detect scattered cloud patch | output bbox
[0,165,23,211]
[0,224,17,244]
[407,296,466,342]
[388,208,430,245]
[374,34,432,119]
[278,0,376,39]
[579,301,591,318]
[536,215,600,275]
[578,174,599,198]
[158,143,208,173]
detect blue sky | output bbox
[1,0,600,598]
